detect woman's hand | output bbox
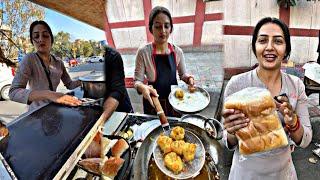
[275,95,296,128]
[275,95,304,144]
[141,85,159,107]
[188,77,195,87]
[222,109,250,135]
[187,77,196,93]
[49,92,82,106]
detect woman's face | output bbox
[151,13,172,44]
[255,23,286,71]
[32,24,52,54]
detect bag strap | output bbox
[36,53,54,91]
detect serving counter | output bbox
[0,87,225,179]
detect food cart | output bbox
[0,86,224,180]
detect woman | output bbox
[9,20,82,111]
[222,17,312,179]
[134,6,194,117]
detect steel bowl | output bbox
[79,72,106,99]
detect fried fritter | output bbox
[183,142,197,162]
[171,140,185,155]
[164,152,184,174]
[175,88,184,99]
[170,126,185,140]
[157,134,173,154]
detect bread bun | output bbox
[78,158,101,174]
[101,157,125,179]
[111,139,129,157]
[84,141,101,158]
[224,87,288,155]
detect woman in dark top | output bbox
[102,46,133,121]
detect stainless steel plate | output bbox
[153,130,205,179]
[168,86,210,113]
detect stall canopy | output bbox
[28,0,106,30]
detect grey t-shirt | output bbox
[223,69,312,180]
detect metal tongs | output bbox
[80,98,103,106]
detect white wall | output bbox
[224,0,320,68]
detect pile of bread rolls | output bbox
[224,87,288,155]
[79,132,129,179]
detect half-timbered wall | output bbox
[105,0,223,50]
[224,0,320,68]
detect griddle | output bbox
[0,103,103,180]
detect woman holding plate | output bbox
[134,6,194,117]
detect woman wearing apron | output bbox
[134,6,194,117]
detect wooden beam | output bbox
[279,6,290,26]
[104,13,115,48]
[224,26,319,37]
[193,0,206,46]
[143,0,153,42]
[223,25,254,36]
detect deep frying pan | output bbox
[151,96,206,179]
[132,121,222,180]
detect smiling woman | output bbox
[222,17,312,180]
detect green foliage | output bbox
[81,41,93,57]
[51,32,103,60]
[0,0,44,61]
[52,31,72,58]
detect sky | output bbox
[44,9,105,41]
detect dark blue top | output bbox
[104,46,133,113]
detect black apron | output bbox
[143,43,180,117]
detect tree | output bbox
[89,40,103,56]
[82,41,93,57]
[52,31,72,59]
[0,0,44,65]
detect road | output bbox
[0,62,105,124]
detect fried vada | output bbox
[183,142,197,162]
[170,126,185,140]
[175,88,184,99]
[157,134,173,154]
[164,152,184,174]
[171,140,185,155]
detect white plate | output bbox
[168,86,210,113]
